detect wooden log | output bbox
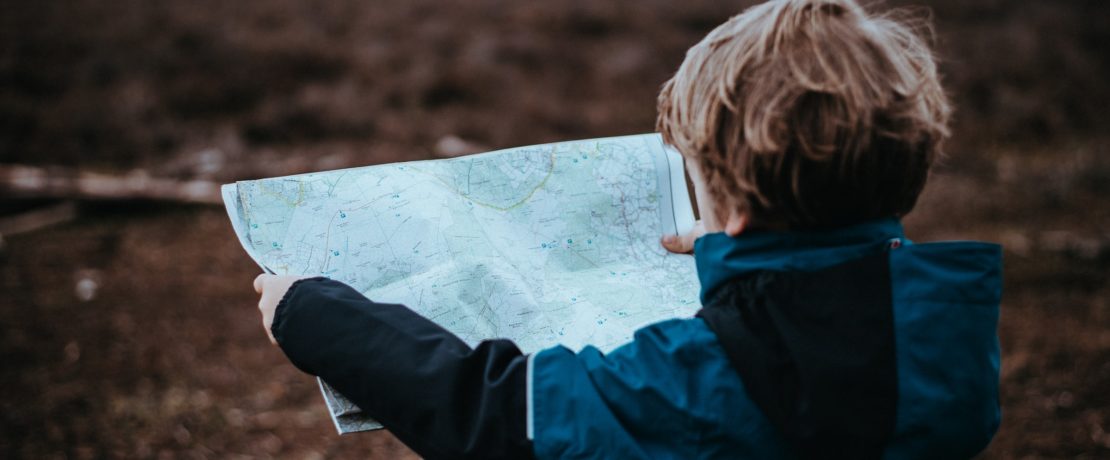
[0,164,222,205]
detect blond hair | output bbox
[657,0,951,228]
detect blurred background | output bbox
[1,0,1107,458]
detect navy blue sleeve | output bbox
[270,277,535,460]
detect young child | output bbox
[252,0,1002,458]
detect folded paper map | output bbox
[222,133,701,433]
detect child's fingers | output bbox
[661,220,705,254]
[661,233,695,254]
[254,274,268,294]
[262,316,277,345]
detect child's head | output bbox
[658,0,950,231]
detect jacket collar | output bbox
[693,218,906,303]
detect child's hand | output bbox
[660,220,706,254]
[253,274,309,344]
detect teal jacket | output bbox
[529,219,1002,459]
[271,218,1001,459]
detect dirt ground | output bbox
[2,0,1108,458]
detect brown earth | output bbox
[2,0,1108,458]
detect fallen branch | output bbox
[0,201,79,237]
[0,164,222,205]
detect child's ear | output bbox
[723,213,749,237]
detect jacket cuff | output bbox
[270,277,328,347]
